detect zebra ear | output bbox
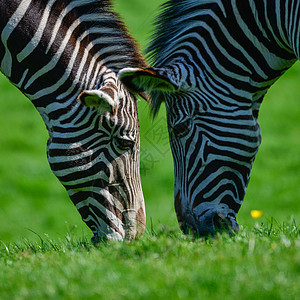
[78,88,118,117]
[118,67,179,94]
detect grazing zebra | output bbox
[119,0,300,236]
[0,0,147,241]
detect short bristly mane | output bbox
[146,0,213,116]
[70,0,147,71]
[147,0,203,64]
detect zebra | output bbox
[119,0,300,236]
[0,0,148,241]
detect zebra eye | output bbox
[172,119,192,138]
[115,137,135,151]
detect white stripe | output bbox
[46,0,96,53]
[24,15,106,99]
[291,0,300,58]
[74,187,126,212]
[23,18,82,90]
[0,0,32,77]
[17,0,57,62]
[16,69,29,88]
[79,198,125,238]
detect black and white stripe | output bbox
[119,0,299,236]
[0,0,147,241]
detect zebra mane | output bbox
[147,0,212,116]
[65,0,147,71]
[147,0,213,63]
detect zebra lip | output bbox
[91,228,125,243]
[91,234,102,244]
[212,212,239,235]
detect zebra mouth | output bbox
[91,230,124,244]
[90,208,146,243]
[181,210,239,237]
[91,234,103,244]
[212,212,239,235]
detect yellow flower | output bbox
[270,243,277,250]
[251,210,263,219]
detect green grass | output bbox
[0,222,299,299]
[0,0,300,298]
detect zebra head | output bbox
[44,71,146,242]
[118,0,300,237]
[0,0,146,241]
[119,66,261,236]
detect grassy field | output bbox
[0,0,300,298]
[0,223,299,299]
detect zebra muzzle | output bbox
[212,212,239,235]
[181,210,239,237]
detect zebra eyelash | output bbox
[171,118,193,138]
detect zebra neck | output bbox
[2,53,104,132]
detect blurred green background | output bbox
[0,0,299,243]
